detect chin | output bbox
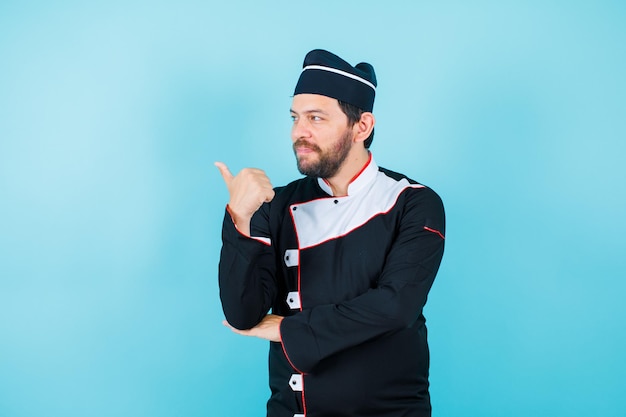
[297,161,318,176]
[297,155,317,168]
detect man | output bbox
[216,49,445,417]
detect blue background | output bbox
[1,1,625,416]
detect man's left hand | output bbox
[223,314,284,342]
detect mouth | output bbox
[295,146,315,155]
[293,140,320,156]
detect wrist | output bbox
[226,205,252,236]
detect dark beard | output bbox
[294,129,352,178]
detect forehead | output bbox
[291,94,342,114]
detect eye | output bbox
[290,115,298,122]
[310,115,322,122]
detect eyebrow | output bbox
[290,108,329,116]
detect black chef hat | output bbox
[293,49,377,112]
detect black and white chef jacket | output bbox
[219,154,445,417]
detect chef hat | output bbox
[293,49,377,112]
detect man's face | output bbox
[290,94,354,178]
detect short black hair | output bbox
[337,100,374,149]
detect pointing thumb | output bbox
[214,161,234,183]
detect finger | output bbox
[264,189,276,203]
[223,320,252,336]
[214,161,234,183]
[223,320,239,331]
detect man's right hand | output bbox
[215,162,275,237]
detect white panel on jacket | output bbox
[292,171,424,249]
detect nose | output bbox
[291,117,311,141]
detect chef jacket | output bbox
[219,155,445,417]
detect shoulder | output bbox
[378,166,443,207]
[378,166,445,230]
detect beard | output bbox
[293,128,353,178]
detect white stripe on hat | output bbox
[302,65,376,91]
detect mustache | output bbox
[293,139,321,152]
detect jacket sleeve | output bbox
[218,204,277,330]
[279,188,445,373]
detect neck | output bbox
[324,148,370,196]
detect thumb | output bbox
[214,161,234,184]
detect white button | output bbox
[289,374,303,391]
[286,291,301,309]
[284,249,299,267]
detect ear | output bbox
[353,112,376,144]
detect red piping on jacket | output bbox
[424,226,445,240]
[279,205,306,376]
[348,152,372,184]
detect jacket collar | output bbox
[317,152,378,196]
